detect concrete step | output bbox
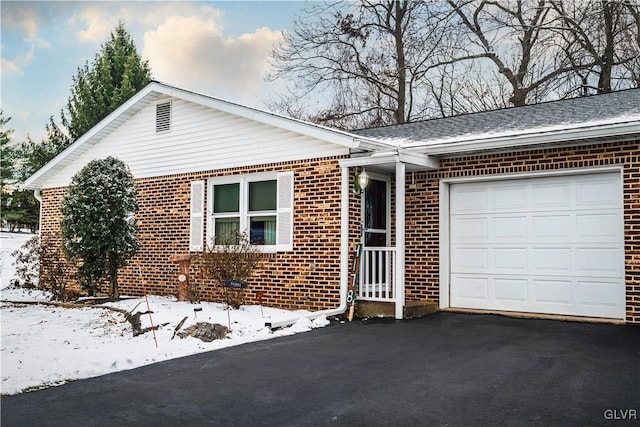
[355,300,438,319]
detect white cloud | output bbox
[1,2,52,74]
[70,7,118,44]
[1,57,22,75]
[143,15,282,103]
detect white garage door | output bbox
[449,172,625,319]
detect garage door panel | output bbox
[532,215,571,239]
[576,213,620,241]
[494,248,527,270]
[578,280,622,307]
[453,276,489,300]
[451,275,624,318]
[494,278,528,302]
[451,247,488,270]
[451,187,488,212]
[532,182,571,208]
[576,179,620,207]
[493,185,527,210]
[576,248,621,274]
[451,217,488,241]
[449,171,624,320]
[533,279,573,304]
[532,247,572,272]
[493,216,527,239]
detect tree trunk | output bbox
[394,0,407,124]
[108,252,119,300]
[599,0,615,93]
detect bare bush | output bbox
[201,231,263,309]
[11,233,78,301]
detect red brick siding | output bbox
[40,156,350,312]
[404,140,640,323]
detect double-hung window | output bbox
[189,172,293,252]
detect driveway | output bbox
[2,312,639,426]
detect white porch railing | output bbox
[359,247,396,301]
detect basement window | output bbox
[156,101,171,133]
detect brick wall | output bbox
[40,156,353,312]
[38,140,640,323]
[404,140,640,323]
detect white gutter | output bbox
[410,120,640,155]
[265,166,351,329]
[33,189,43,235]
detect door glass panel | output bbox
[365,232,386,247]
[364,179,387,230]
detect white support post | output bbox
[395,161,406,319]
[340,166,350,309]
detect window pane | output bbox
[249,180,276,212]
[215,217,240,245]
[214,183,239,213]
[250,216,276,245]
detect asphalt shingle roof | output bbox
[354,89,640,145]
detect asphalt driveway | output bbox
[2,312,639,426]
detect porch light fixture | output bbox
[353,169,370,195]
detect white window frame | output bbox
[206,172,292,253]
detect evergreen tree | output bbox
[63,21,151,141]
[1,111,15,196]
[1,112,18,230]
[61,157,139,299]
[8,22,150,232]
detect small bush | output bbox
[201,231,263,309]
[11,236,40,289]
[11,233,78,301]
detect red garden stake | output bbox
[137,262,158,348]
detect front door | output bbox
[360,175,392,299]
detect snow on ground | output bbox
[1,232,32,289]
[1,233,330,395]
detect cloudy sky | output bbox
[1,1,307,143]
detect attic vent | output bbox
[156,101,171,133]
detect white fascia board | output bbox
[410,120,640,156]
[339,150,439,170]
[22,85,162,190]
[397,150,439,170]
[339,152,397,168]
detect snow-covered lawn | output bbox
[1,233,329,395]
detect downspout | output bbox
[265,166,351,329]
[33,189,43,235]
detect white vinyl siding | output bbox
[448,172,625,320]
[41,98,348,189]
[189,180,205,251]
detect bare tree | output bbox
[622,0,640,86]
[268,1,451,128]
[551,0,640,96]
[443,0,581,106]
[267,0,639,126]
